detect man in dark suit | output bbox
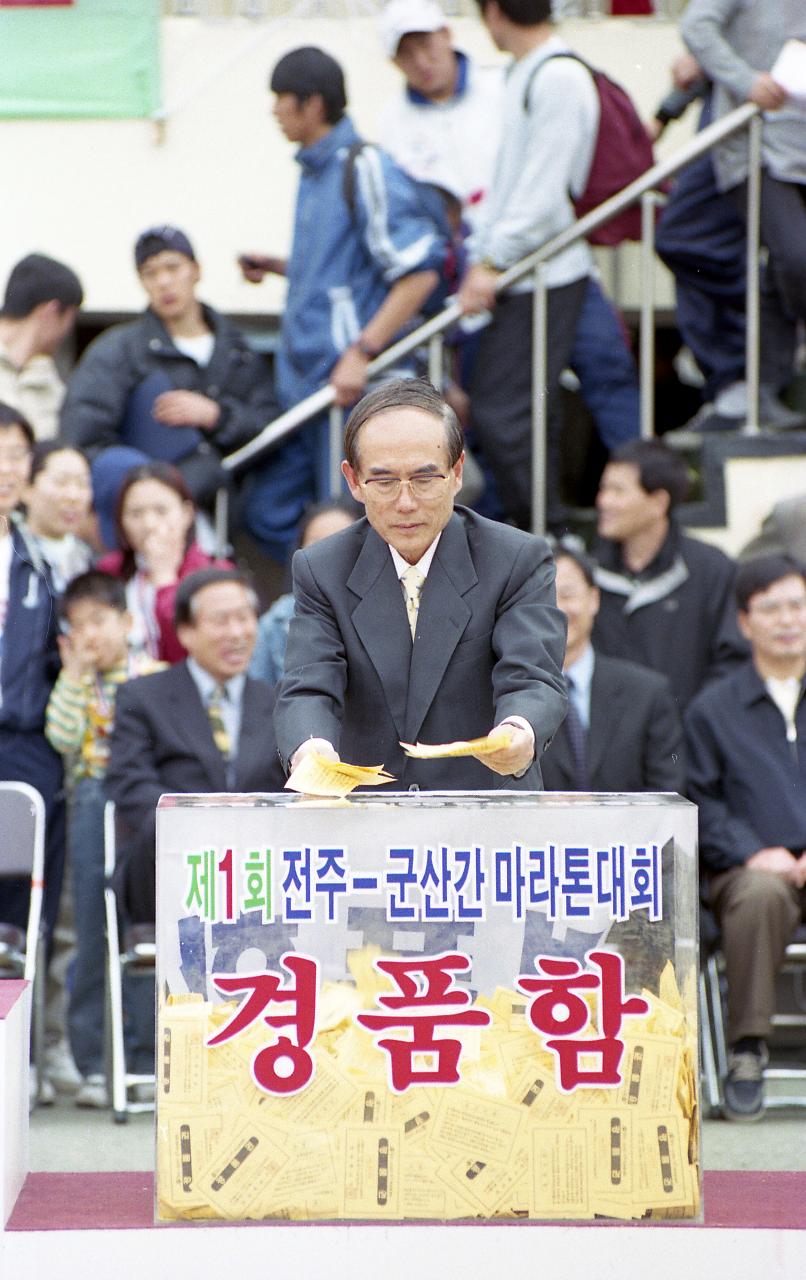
[541,545,685,793]
[274,378,567,790]
[107,567,285,923]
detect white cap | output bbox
[377,0,448,59]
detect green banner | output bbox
[0,0,160,118]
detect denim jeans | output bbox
[67,777,107,1077]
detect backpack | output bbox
[523,52,655,247]
[341,140,455,315]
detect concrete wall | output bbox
[2,15,689,318]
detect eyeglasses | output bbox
[361,473,449,501]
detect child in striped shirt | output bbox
[45,571,164,1108]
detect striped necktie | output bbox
[563,673,590,791]
[207,684,231,761]
[400,565,425,640]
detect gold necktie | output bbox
[207,685,231,760]
[401,565,425,640]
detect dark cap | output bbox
[134,225,196,271]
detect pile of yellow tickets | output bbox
[156,953,700,1223]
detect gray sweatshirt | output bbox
[682,0,806,191]
[468,34,597,291]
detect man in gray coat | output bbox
[274,378,567,790]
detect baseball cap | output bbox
[134,225,196,271]
[378,0,447,58]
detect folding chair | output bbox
[0,781,47,1102]
[700,920,806,1115]
[103,800,156,1124]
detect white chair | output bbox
[103,800,156,1124]
[0,781,47,1101]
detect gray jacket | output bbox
[274,508,568,790]
[682,0,806,190]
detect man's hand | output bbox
[237,253,287,283]
[57,632,96,682]
[458,264,499,316]
[672,52,703,91]
[746,846,802,885]
[472,723,534,777]
[330,346,370,408]
[153,390,220,431]
[748,74,787,111]
[289,737,340,772]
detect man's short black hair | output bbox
[1,253,83,318]
[174,567,259,630]
[269,46,347,124]
[0,400,35,448]
[29,439,89,485]
[611,439,690,510]
[60,570,128,625]
[735,554,806,613]
[552,541,598,589]
[475,0,553,25]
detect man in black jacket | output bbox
[541,544,684,794]
[107,568,285,925]
[60,225,278,546]
[686,555,806,1121]
[592,439,746,710]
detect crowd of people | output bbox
[1,0,805,1124]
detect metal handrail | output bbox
[223,100,761,521]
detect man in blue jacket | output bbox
[0,402,62,949]
[239,46,446,562]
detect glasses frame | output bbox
[360,472,450,502]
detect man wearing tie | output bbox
[540,545,685,793]
[274,378,567,789]
[107,567,285,923]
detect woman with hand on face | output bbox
[23,442,94,593]
[96,461,233,663]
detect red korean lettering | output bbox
[517,949,649,1093]
[356,951,491,1092]
[208,952,319,1095]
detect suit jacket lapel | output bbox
[173,664,227,790]
[404,513,475,745]
[348,528,412,740]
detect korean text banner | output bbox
[155,791,701,1224]
[0,0,159,118]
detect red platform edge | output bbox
[0,979,27,1020]
[7,1170,806,1233]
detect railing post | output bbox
[744,112,762,437]
[213,486,229,558]
[640,191,659,439]
[428,333,444,389]
[328,403,344,497]
[531,264,548,537]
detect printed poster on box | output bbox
[155,791,700,1224]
